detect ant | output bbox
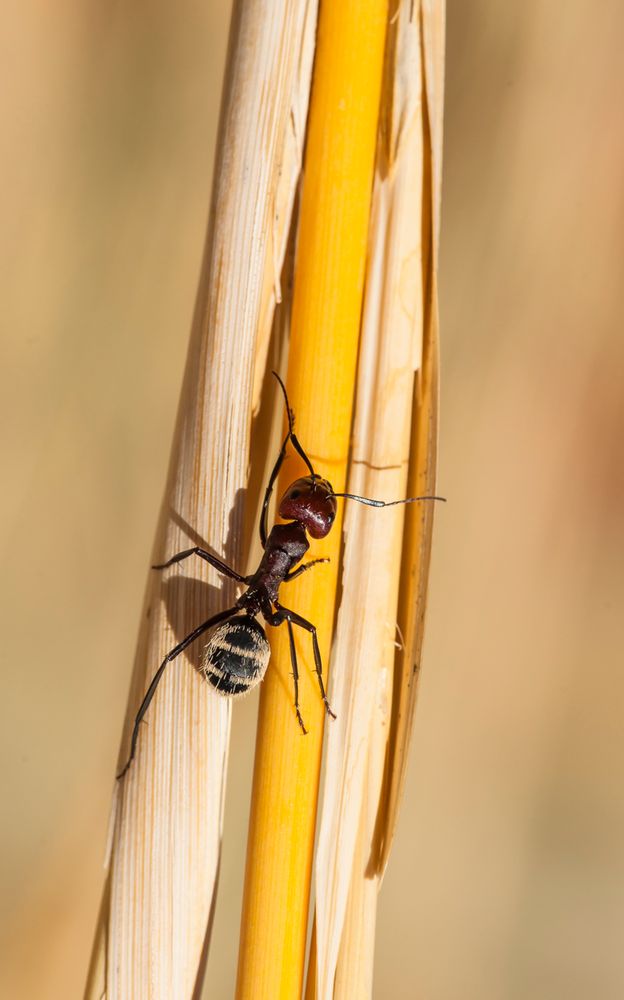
[117,372,444,778]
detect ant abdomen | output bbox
[201,615,270,696]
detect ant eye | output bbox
[290,489,300,499]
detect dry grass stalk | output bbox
[374,0,446,877]
[84,3,318,997]
[309,1,445,996]
[333,712,388,999]
[236,2,390,997]
[252,0,319,412]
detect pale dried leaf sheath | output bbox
[85,3,318,998]
[334,675,390,999]
[252,0,319,413]
[236,2,390,998]
[314,4,427,996]
[374,0,445,877]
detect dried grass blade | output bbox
[373,0,445,877]
[252,0,319,412]
[334,683,389,998]
[85,3,319,997]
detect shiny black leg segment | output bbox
[117,605,239,779]
[273,602,336,720]
[260,372,319,548]
[284,557,330,582]
[272,371,316,481]
[288,431,316,483]
[286,619,307,734]
[152,547,246,584]
[260,431,290,549]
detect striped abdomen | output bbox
[201,615,270,696]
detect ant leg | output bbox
[153,547,246,583]
[117,605,238,779]
[274,603,336,720]
[284,558,330,582]
[285,620,308,734]
[260,431,290,549]
[288,430,316,482]
[272,372,316,480]
[260,371,319,548]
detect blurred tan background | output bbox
[1,2,623,998]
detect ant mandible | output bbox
[117,372,444,778]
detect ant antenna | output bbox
[329,492,446,507]
[270,373,446,508]
[272,371,317,481]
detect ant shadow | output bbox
[157,499,306,719]
[154,487,247,674]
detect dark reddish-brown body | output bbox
[241,522,309,611]
[239,476,337,618]
[278,477,337,538]
[117,372,440,779]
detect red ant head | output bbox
[278,477,337,539]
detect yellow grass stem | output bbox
[307,4,445,993]
[235,3,390,998]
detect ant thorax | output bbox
[245,522,309,605]
[267,521,309,561]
